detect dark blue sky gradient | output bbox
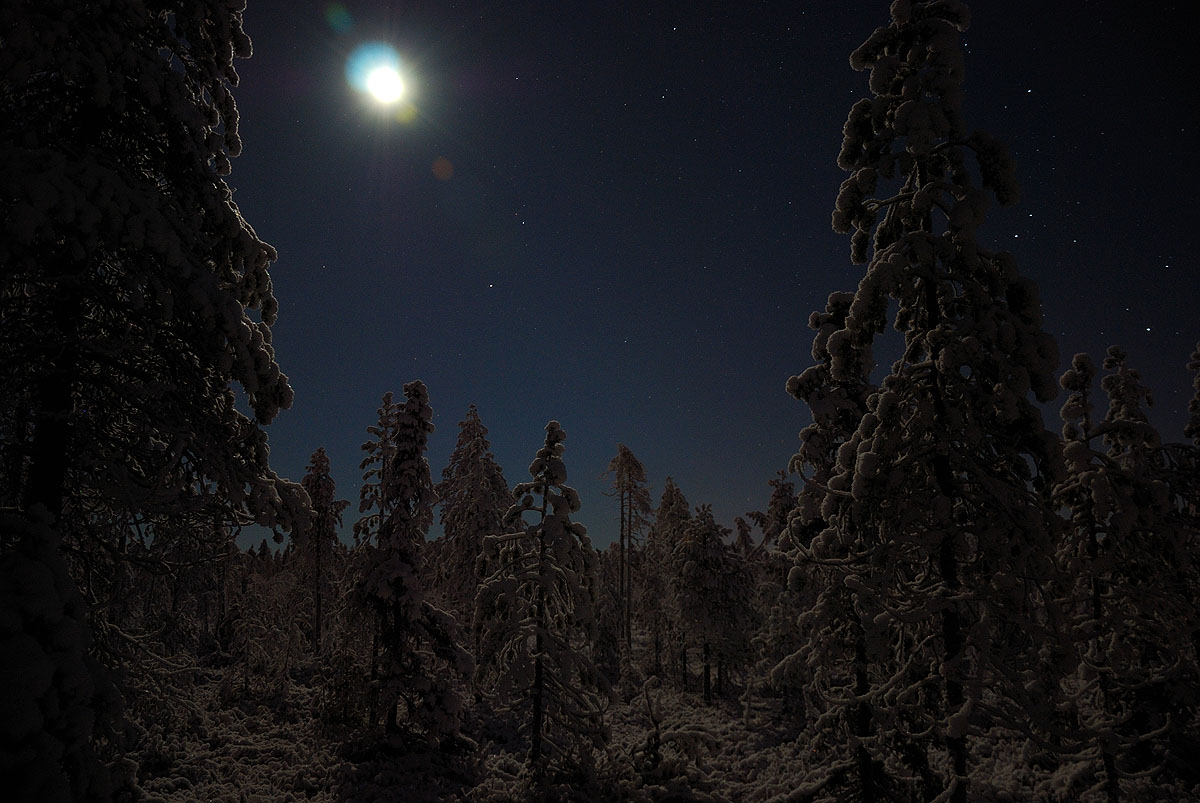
[227,1,1197,546]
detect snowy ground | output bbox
[129,660,828,802]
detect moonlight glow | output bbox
[346,42,408,105]
[366,67,404,103]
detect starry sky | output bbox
[226,1,1197,547]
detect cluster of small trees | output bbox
[290,393,775,777]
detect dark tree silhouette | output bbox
[604,443,652,650]
[352,382,470,740]
[299,447,348,654]
[1,2,302,796]
[0,0,303,533]
[785,1,1067,798]
[1053,349,1200,799]
[636,477,691,681]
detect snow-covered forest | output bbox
[3,1,1199,801]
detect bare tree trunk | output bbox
[702,640,711,704]
[924,271,968,803]
[386,598,401,735]
[529,521,548,770]
[1085,532,1120,803]
[313,521,323,654]
[853,612,880,802]
[679,641,688,689]
[937,524,966,799]
[624,490,633,649]
[368,628,379,729]
[619,488,628,648]
[21,286,80,528]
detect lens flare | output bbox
[324,4,353,34]
[431,157,454,180]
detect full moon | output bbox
[366,66,404,104]
[345,42,412,109]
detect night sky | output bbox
[226,1,1197,546]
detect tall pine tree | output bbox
[604,444,652,650]
[352,382,470,740]
[788,2,1068,798]
[636,477,691,681]
[1,2,302,795]
[474,421,611,777]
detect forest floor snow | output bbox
[131,663,816,802]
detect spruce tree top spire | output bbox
[827,0,1059,412]
[431,404,512,623]
[384,380,436,535]
[607,443,648,486]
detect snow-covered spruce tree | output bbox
[474,421,612,778]
[604,444,653,651]
[0,0,304,532]
[635,477,691,680]
[336,391,398,728]
[712,526,757,697]
[352,381,471,741]
[225,540,307,703]
[734,516,755,554]
[1167,345,1200,784]
[299,447,348,654]
[1171,342,1200,609]
[794,2,1069,799]
[1050,350,1200,800]
[431,404,514,629]
[593,543,626,687]
[747,470,796,548]
[749,540,813,724]
[671,505,746,704]
[781,290,917,801]
[739,469,801,706]
[354,392,400,546]
[1169,342,1200,541]
[1093,349,1199,785]
[0,1,305,794]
